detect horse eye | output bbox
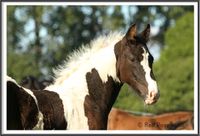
[129,40,136,45]
[131,57,135,62]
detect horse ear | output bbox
[141,24,150,43]
[126,24,137,41]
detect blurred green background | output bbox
[7,5,194,114]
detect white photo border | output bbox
[1,1,199,135]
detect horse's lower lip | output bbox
[144,99,157,105]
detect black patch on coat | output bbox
[33,90,67,130]
[84,68,122,129]
[7,81,39,130]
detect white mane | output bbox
[53,31,124,85]
[45,31,124,130]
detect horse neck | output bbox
[52,32,124,87]
[52,44,120,93]
[46,34,123,129]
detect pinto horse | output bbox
[108,108,193,130]
[7,24,159,130]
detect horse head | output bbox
[114,24,159,105]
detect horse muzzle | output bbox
[144,91,160,105]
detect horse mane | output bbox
[53,32,124,85]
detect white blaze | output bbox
[140,48,158,95]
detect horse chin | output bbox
[132,85,159,105]
[144,98,158,105]
[127,82,157,105]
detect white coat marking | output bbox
[140,47,158,95]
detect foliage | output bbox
[154,12,194,112]
[7,6,126,81]
[114,12,194,113]
[7,52,41,82]
[127,6,193,46]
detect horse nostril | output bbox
[145,91,159,105]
